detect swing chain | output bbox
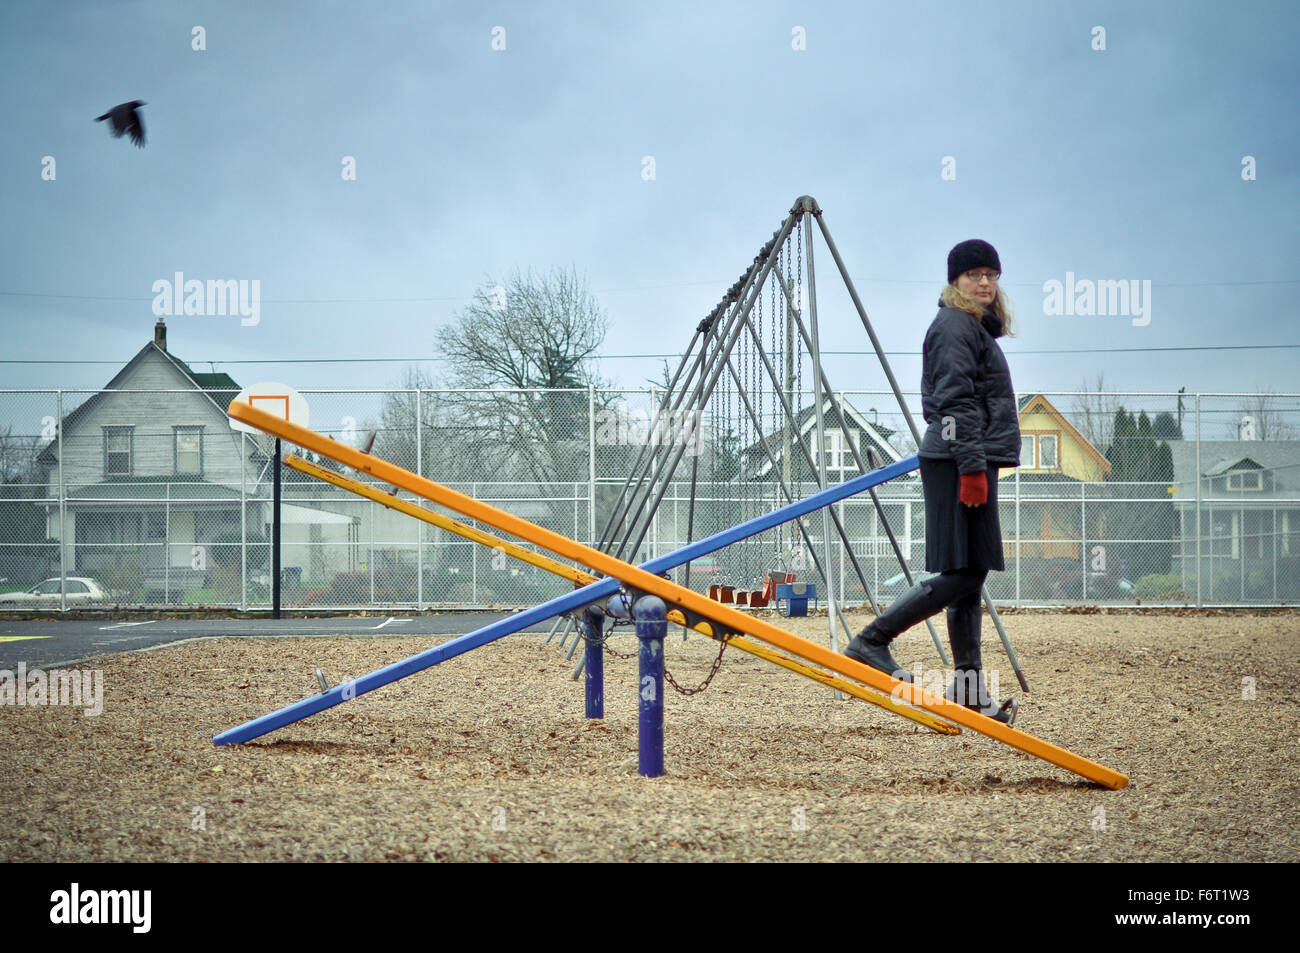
[578,620,640,659]
[664,634,729,695]
[795,218,803,417]
[603,637,638,660]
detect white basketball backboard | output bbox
[228,382,310,435]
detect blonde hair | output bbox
[941,283,1016,338]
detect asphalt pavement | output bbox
[0,613,562,669]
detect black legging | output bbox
[870,567,988,640]
[929,568,987,609]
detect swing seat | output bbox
[763,570,797,601]
[775,582,818,617]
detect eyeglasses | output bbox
[963,270,1000,283]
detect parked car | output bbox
[0,577,119,607]
[1046,567,1137,600]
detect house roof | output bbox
[1168,440,1300,492]
[67,477,243,501]
[1016,393,1113,477]
[190,371,241,390]
[1203,455,1264,477]
[740,395,909,479]
[37,341,241,464]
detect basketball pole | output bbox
[273,437,282,619]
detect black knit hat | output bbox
[947,239,1001,284]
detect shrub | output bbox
[1134,573,1184,599]
[98,549,145,601]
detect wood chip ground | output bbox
[1,610,1296,862]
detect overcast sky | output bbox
[2,0,1297,414]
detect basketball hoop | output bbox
[229,382,310,454]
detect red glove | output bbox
[959,471,988,507]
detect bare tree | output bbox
[1230,389,1300,441]
[1069,371,1124,453]
[437,267,608,392]
[433,268,613,489]
[368,365,430,475]
[0,425,41,486]
[0,426,50,580]
[368,366,485,481]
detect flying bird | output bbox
[95,100,147,147]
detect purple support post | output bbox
[635,595,666,778]
[583,606,604,719]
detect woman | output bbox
[844,239,1020,723]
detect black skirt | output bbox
[921,457,1006,572]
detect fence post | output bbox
[471,482,477,605]
[1014,463,1021,605]
[1195,394,1202,607]
[164,485,170,605]
[57,390,66,612]
[584,606,604,719]
[416,388,423,611]
[649,385,658,562]
[1239,483,1245,601]
[635,594,666,778]
[1081,481,1087,602]
[588,384,596,548]
[240,432,247,612]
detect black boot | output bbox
[943,600,1017,724]
[844,629,912,682]
[844,579,950,682]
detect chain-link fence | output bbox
[3,387,1299,610]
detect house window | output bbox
[816,429,860,475]
[1021,432,1061,470]
[104,427,133,476]
[1226,470,1261,492]
[1038,434,1058,468]
[174,426,203,475]
[1284,511,1300,556]
[844,429,860,469]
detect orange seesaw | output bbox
[283,453,959,735]
[230,400,1128,789]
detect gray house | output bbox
[36,321,262,599]
[31,323,444,605]
[740,396,912,482]
[1167,440,1300,600]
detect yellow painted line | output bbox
[289,452,952,733]
[230,400,1129,789]
[0,636,52,643]
[285,455,593,585]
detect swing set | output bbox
[213,196,1126,790]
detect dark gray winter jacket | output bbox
[917,302,1021,474]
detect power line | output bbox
[0,280,727,304]
[833,344,1300,356]
[2,277,1297,305]
[4,342,1300,367]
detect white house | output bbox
[35,321,366,602]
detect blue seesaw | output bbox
[213,454,920,745]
